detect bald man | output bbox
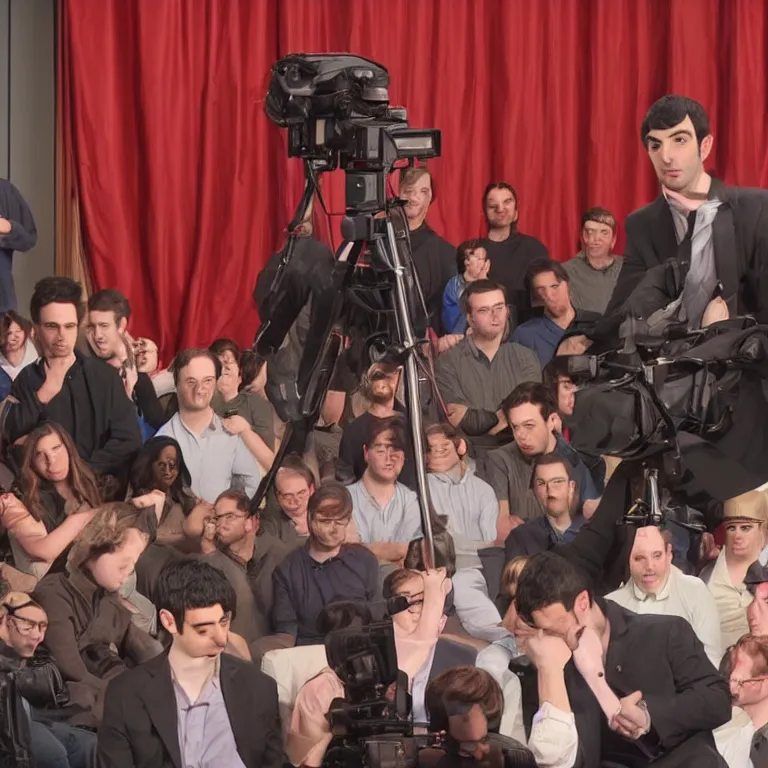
[607,526,722,667]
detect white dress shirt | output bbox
[607,565,723,667]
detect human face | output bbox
[466,289,508,341]
[364,429,405,483]
[529,590,591,651]
[391,573,425,635]
[724,520,764,561]
[162,604,231,659]
[3,604,48,658]
[463,246,489,282]
[32,432,70,483]
[88,528,149,592]
[426,433,461,474]
[645,116,712,194]
[212,496,252,547]
[368,365,400,406]
[729,650,768,708]
[449,704,491,761]
[748,582,768,635]
[3,321,25,355]
[135,338,158,374]
[275,471,313,519]
[309,503,350,550]
[152,445,179,492]
[177,356,218,412]
[36,303,79,360]
[400,173,432,226]
[533,462,574,519]
[87,310,125,360]
[556,376,576,416]
[581,220,616,261]
[484,187,518,231]
[532,271,571,319]
[216,355,241,395]
[509,403,555,458]
[629,527,672,596]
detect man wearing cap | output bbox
[746,561,768,637]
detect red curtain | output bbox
[58,0,768,361]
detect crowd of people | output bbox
[0,93,767,768]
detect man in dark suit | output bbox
[98,559,284,768]
[516,551,730,768]
[601,94,768,337]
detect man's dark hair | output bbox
[527,257,569,285]
[640,95,710,147]
[87,289,131,325]
[364,415,408,453]
[455,238,484,275]
[307,481,352,522]
[581,207,617,233]
[501,381,558,422]
[533,452,573,480]
[482,181,519,232]
[238,350,265,392]
[156,558,236,632]
[209,338,240,361]
[316,600,373,636]
[0,310,32,341]
[215,488,252,517]
[426,666,504,735]
[515,551,593,625]
[173,348,222,385]
[30,277,85,325]
[460,279,507,317]
[542,357,573,405]
[276,454,317,494]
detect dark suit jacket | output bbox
[569,599,730,768]
[602,179,768,336]
[98,650,285,768]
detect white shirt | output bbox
[607,565,723,668]
[348,479,422,544]
[713,706,755,768]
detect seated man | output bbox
[515,551,731,766]
[98,558,284,768]
[441,239,490,335]
[511,258,601,368]
[606,526,722,668]
[156,348,264,502]
[486,382,599,526]
[435,280,541,464]
[261,456,316,550]
[4,276,142,477]
[271,483,378,646]
[347,417,422,567]
[746,560,768,636]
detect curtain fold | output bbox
[57,0,768,360]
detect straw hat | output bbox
[723,489,768,525]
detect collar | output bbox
[34,351,81,377]
[630,568,673,602]
[662,175,726,207]
[600,596,630,639]
[177,410,220,437]
[575,250,618,272]
[67,567,107,604]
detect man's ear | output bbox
[700,134,714,163]
[574,590,591,615]
[456,439,467,458]
[159,608,179,635]
[363,446,370,465]
[117,317,128,334]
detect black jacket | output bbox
[601,179,768,338]
[3,354,142,476]
[0,179,36,314]
[409,223,455,336]
[0,642,32,768]
[98,650,285,768]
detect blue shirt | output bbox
[510,315,566,367]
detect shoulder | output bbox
[625,198,665,229]
[435,339,469,368]
[486,442,515,468]
[674,569,716,597]
[13,360,43,387]
[503,339,541,364]
[397,482,419,503]
[32,572,70,602]
[223,653,276,690]
[516,232,548,252]
[341,542,378,568]
[105,659,155,698]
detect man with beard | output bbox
[480,182,548,327]
[399,166,456,338]
[271,483,378,646]
[336,362,416,489]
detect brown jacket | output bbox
[33,569,161,726]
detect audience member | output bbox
[486,383,599,527]
[156,348,264,502]
[261,456,316,550]
[563,207,622,314]
[0,591,100,768]
[607,526,722,667]
[481,182,548,325]
[32,503,161,727]
[511,258,601,368]
[87,288,165,432]
[0,176,36,314]
[98,558,284,768]
[271,483,378,646]
[336,362,416,489]
[701,490,768,649]
[210,337,276,450]
[746,560,768,636]
[347,417,422,566]
[398,166,455,335]
[435,280,541,464]
[0,310,37,382]
[442,239,490,336]
[129,436,198,549]
[4,277,142,478]
[515,551,731,765]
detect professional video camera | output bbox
[254,53,442,563]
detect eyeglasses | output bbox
[277,489,309,503]
[534,477,568,489]
[8,614,48,636]
[313,517,350,530]
[730,675,768,690]
[211,512,247,525]
[370,445,404,459]
[473,303,507,318]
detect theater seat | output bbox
[261,644,328,740]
